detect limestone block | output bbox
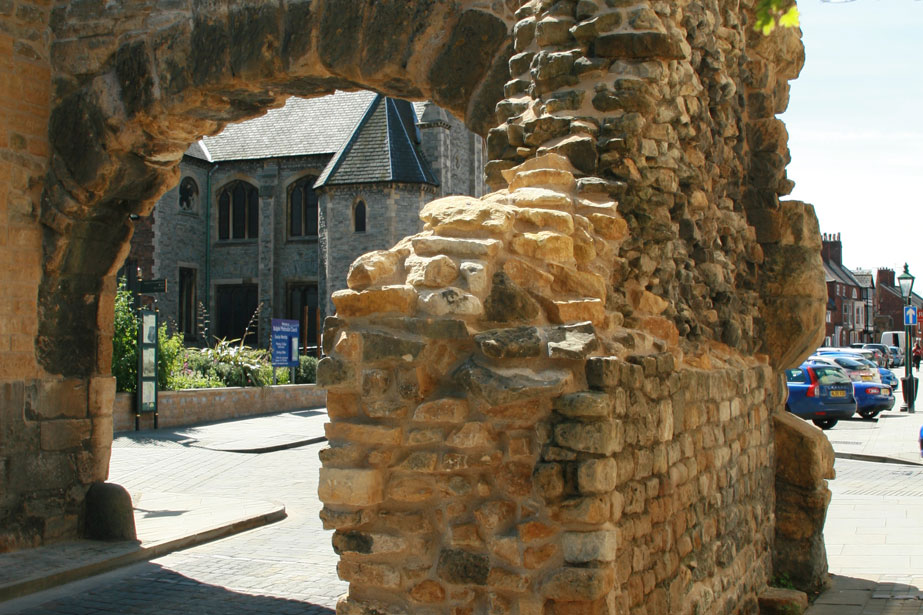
[325,423,402,446]
[437,548,490,585]
[554,391,612,418]
[511,231,574,262]
[509,168,577,192]
[549,264,607,300]
[446,422,496,449]
[453,359,569,406]
[460,261,489,295]
[503,258,554,295]
[774,411,835,489]
[508,187,574,211]
[327,392,359,419]
[32,379,88,420]
[541,567,615,601]
[562,530,618,563]
[413,398,469,423]
[332,285,417,317]
[638,315,679,347]
[40,419,91,451]
[475,500,516,532]
[545,322,599,360]
[316,357,355,388]
[484,272,542,323]
[545,298,605,326]
[412,236,501,259]
[758,588,809,615]
[410,580,447,603]
[417,288,483,317]
[514,208,574,234]
[587,213,628,240]
[332,531,408,556]
[336,596,408,615]
[360,330,426,363]
[577,457,618,494]
[374,317,469,340]
[420,196,516,236]
[338,560,401,589]
[488,566,531,592]
[346,250,401,290]
[405,254,459,288]
[88,376,115,417]
[475,326,542,359]
[318,468,384,506]
[533,463,565,499]
[554,496,611,525]
[555,420,623,455]
[386,474,435,502]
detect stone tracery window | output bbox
[179,177,198,213]
[289,176,318,238]
[217,180,259,240]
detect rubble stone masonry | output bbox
[0,0,833,612]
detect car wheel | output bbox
[858,409,880,420]
[812,418,838,430]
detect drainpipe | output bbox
[205,162,218,341]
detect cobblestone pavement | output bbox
[0,430,344,614]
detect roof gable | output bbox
[315,95,438,188]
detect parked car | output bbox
[853,381,895,419]
[882,331,905,355]
[889,346,903,367]
[808,354,880,383]
[815,347,878,364]
[863,343,892,367]
[785,362,857,430]
[876,365,899,389]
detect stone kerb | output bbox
[317,157,780,614]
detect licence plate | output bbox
[830,390,846,397]
[861,375,874,381]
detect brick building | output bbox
[875,267,923,343]
[821,233,867,346]
[127,91,486,349]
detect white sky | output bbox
[781,0,923,280]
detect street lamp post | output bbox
[898,263,916,413]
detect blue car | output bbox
[785,362,857,429]
[878,367,898,390]
[853,381,895,419]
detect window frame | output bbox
[217,180,259,241]
[288,176,319,239]
[353,199,367,234]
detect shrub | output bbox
[112,281,138,393]
[296,355,318,384]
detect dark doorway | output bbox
[288,283,319,353]
[216,284,259,344]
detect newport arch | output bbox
[2,0,833,612]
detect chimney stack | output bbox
[821,233,843,266]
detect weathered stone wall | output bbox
[317,159,783,614]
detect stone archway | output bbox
[1,0,834,611]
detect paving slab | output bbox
[0,408,329,605]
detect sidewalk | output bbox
[0,409,328,603]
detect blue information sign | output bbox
[271,318,300,367]
[906,306,918,327]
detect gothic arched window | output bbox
[217,180,259,240]
[353,200,366,233]
[289,176,318,237]
[179,177,198,213]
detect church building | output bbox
[126,91,486,350]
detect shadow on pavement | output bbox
[808,574,923,613]
[5,562,336,615]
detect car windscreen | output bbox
[810,366,852,385]
[832,357,863,369]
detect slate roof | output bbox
[852,269,875,290]
[315,95,438,188]
[182,91,438,188]
[185,91,378,162]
